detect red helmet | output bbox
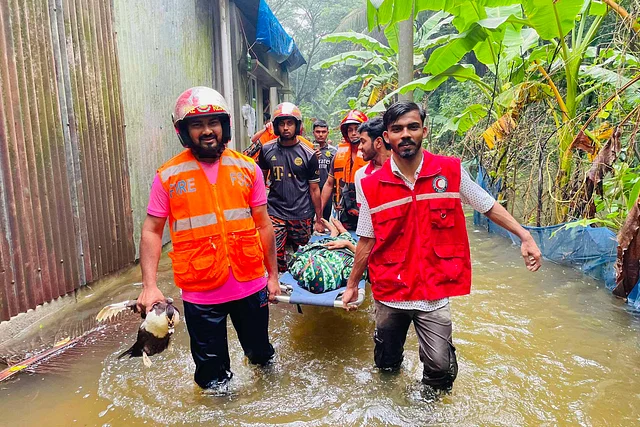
[340,110,368,141]
[272,102,303,136]
[172,86,232,148]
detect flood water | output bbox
[2,222,640,426]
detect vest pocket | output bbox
[430,199,456,229]
[379,249,406,265]
[373,205,407,241]
[169,236,224,286]
[371,250,406,285]
[228,230,265,279]
[432,244,465,284]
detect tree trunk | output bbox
[397,9,414,102]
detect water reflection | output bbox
[2,225,640,426]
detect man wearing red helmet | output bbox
[257,102,324,272]
[136,86,280,390]
[320,110,369,230]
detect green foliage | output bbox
[438,104,489,136]
[522,0,583,40]
[591,163,640,229]
[320,32,395,56]
[318,10,455,111]
[269,0,364,128]
[365,0,638,227]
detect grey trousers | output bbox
[373,300,458,390]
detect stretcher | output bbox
[274,232,366,308]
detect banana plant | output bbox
[314,11,453,111]
[368,0,638,222]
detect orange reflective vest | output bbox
[332,141,368,206]
[157,149,265,292]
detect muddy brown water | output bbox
[1,224,640,426]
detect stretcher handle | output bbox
[274,284,365,308]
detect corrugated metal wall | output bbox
[113,0,216,253]
[0,0,135,321]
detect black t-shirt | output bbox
[316,143,337,190]
[258,138,320,220]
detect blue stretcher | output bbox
[275,232,366,308]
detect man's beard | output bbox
[395,138,419,159]
[362,148,376,162]
[192,136,226,159]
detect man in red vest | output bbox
[136,87,280,390]
[343,101,542,394]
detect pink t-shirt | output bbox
[148,160,268,304]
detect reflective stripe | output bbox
[224,208,251,221]
[221,156,254,170]
[173,213,218,231]
[370,193,460,214]
[160,161,200,182]
[370,196,413,214]
[416,192,460,201]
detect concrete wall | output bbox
[114,0,216,253]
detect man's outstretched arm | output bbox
[485,202,542,271]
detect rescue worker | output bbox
[245,120,314,161]
[136,86,280,390]
[257,102,324,272]
[343,102,542,394]
[353,117,391,208]
[320,110,369,230]
[312,119,337,221]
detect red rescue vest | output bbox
[157,149,265,292]
[361,150,471,301]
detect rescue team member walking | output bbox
[312,120,337,221]
[136,87,280,390]
[343,102,542,393]
[244,121,314,161]
[353,116,390,207]
[321,110,369,230]
[258,102,324,272]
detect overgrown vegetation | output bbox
[272,0,640,230]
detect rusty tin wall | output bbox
[113,0,215,254]
[0,0,135,321]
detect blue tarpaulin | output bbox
[473,165,640,310]
[255,0,306,71]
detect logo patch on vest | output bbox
[433,175,448,193]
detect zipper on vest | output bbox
[211,183,230,267]
[411,190,426,292]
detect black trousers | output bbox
[183,287,275,389]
